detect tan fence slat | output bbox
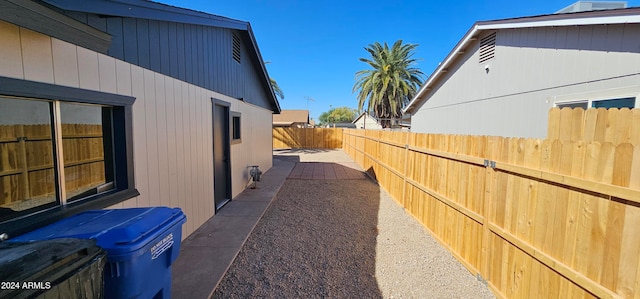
[272,127,343,149]
[0,124,105,206]
[317,111,640,298]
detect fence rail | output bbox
[273,127,343,149]
[340,107,640,299]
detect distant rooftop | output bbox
[555,1,627,13]
[273,110,310,126]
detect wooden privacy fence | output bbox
[273,127,343,149]
[548,107,640,145]
[342,107,640,299]
[0,124,106,207]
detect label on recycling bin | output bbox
[150,233,174,259]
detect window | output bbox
[231,112,241,143]
[555,97,637,109]
[0,76,138,238]
[556,101,589,109]
[591,97,635,109]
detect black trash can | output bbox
[0,238,106,299]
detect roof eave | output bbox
[43,0,281,113]
[246,24,281,113]
[403,24,480,114]
[403,7,640,114]
[42,0,248,30]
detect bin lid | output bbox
[10,207,186,256]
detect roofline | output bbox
[352,112,378,124]
[246,23,281,113]
[403,7,640,114]
[43,0,281,113]
[272,110,309,123]
[42,0,248,29]
[0,0,112,53]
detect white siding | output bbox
[412,23,640,138]
[98,54,117,93]
[229,101,274,197]
[354,114,383,130]
[52,39,79,87]
[0,21,274,239]
[0,21,23,79]
[20,27,54,84]
[77,47,100,91]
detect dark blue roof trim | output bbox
[42,0,280,113]
[42,0,248,30]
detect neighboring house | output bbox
[0,0,280,239]
[403,6,640,138]
[273,109,310,128]
[324,122,357,129]
[352,112,383,130]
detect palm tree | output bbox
[269,77,284,100]
[353,40,424,127]
[265,61,284,100]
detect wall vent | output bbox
[479,32,496,64]
[232,33,241,63]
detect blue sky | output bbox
[156,0,639,121]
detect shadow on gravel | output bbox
[213,164,383,298]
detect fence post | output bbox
[17,125,30,200]
[480,136,498,285]
[401,132,410,208]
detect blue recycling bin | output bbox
[11,207,186,299]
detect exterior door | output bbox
[213,100,231,211]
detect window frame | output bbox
[554,100,589,109]
[231,111,241,144]
[0,76,139,239]
[555,97,637,109]
[553,87,640,110]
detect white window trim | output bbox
[551,86,640,108]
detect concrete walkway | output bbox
[172,149,494,299]
[171,149,367,298]
[171,154,296,298]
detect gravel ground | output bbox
[213,176,495,298]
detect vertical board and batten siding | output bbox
[342,107,640,299]
[0,20,273,239]
[61,12,274,111]
[411,23,640,139]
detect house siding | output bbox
[354,115,382,129]
[60,12,274,111]
[0,20,273,239]
[411,23,640,138]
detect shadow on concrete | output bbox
[274,148,334,154]
[273,153,301,164]
[212,162,383,298]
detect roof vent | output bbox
[555,1,627,13]
[232,33,241,63]
[479,32,496,64]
